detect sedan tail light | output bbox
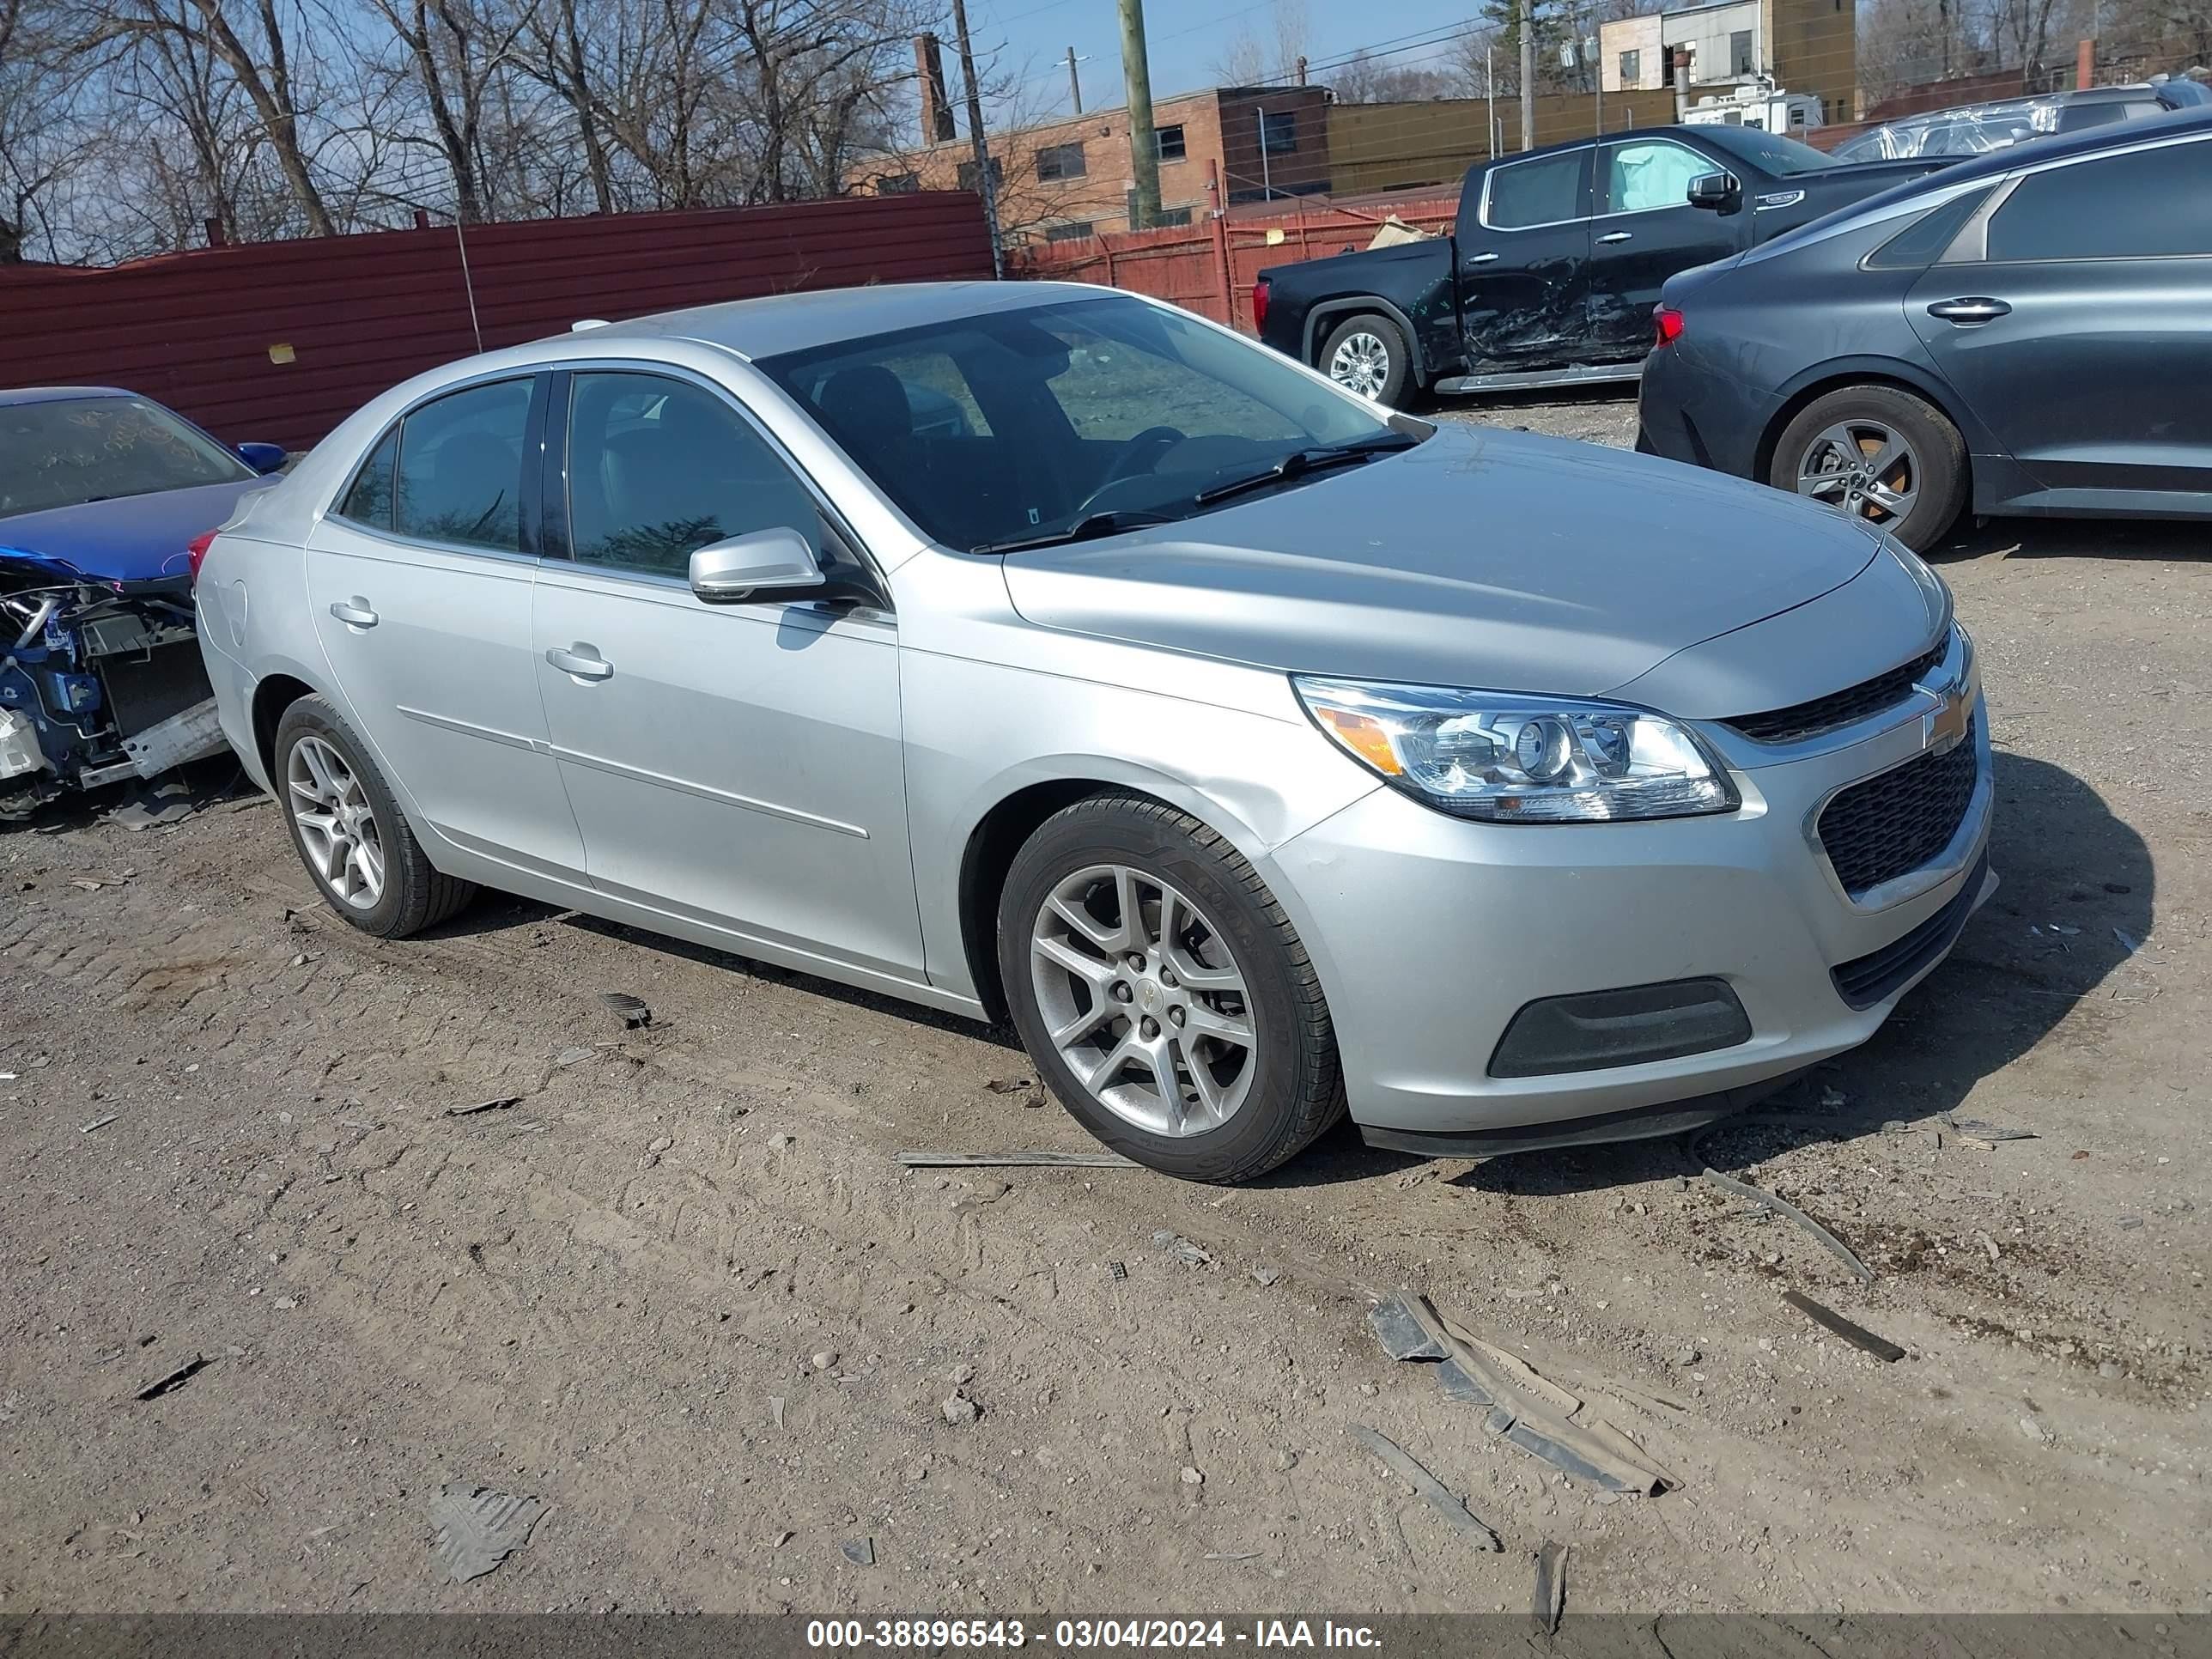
[187,530,218,584]
[1653,305,1685,348]
[1251,276,1270,333]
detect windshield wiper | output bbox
[974,508,1180,556]
[1190,431,1419,507]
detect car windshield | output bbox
[0,394,252,520]
[757,295,1407,553]
[1697,125,1841,176]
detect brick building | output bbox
[852,36,1330,244]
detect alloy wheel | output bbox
[1328,331,1391,400]
[1795,419,1920,526]
[1029,864,1259,1137]
[287,734,386,911]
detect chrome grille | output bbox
[1817,717,1979,899]
[1728,636,1948,745]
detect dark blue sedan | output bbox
[2,386,286,817]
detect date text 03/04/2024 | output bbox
[804,1621,1382,1650]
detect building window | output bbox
[955,156,1003,191]
[1036,142,1087,182]
[1157,124,1187,162]
[1044,221,1095,242]
[874,172,921,195]
[1618,48,1640,84]
[1260,109,1298,154]
[1730,29,1753,76]
[1154,205,1194,227]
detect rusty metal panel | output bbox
[0,192,992,450]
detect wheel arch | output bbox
[250,671,320,784]
[951,765,1285,1026]
[1301,299,1428,385]
[1754,358,1978,489]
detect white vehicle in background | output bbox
[1684,85,1826,134]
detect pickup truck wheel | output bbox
[998,794,1346,1184]
[1319,315,1410,408]
[1768,385,1966,553]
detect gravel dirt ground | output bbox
[3,392,2207,1617]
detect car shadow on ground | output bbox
[1261,750,2153,1194]
[1926,515,2212,564]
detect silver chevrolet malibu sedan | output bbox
[195,282,1994,1182]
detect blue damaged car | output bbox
[1,386,287,818]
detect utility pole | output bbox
[1120,0,1162,230]
[1518,0,1536,150]
[1486,46,1498,157]
[949,0,1002,278]
[1066,46,1085,113]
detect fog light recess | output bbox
[1486,977,1753,1079]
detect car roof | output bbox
[544,280,1120,362]
[0,386,134,407]
[1887,101,2212,191]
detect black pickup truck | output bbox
[1254,123,1947,407]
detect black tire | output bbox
[996,793,1345,1184]
[1767,384,1968,553]
[273,696,476,938]
[1317,313,1412,410]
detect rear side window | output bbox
[1863,185,1994,270]
[1985,141,2212,262]
[336,426,398,529]
[392,379,532,551]
[1486,149,1591,228]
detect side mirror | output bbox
[688,527,825,605]
[236,441,289,474]
[1686,171,1741,211]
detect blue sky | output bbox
[969,0,1491,119]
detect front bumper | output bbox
[1270,686,1995,1145]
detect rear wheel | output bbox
[996,794,1345,1183]
[1768,384,1967,552]
[274,696,476,938]
[1319,314,1411,409]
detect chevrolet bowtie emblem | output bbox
[1920,680,1972,755]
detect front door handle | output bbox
[1926,297,2011,325]
[545,644,614,682]
[329,598,378,629]
[1597,230,1633,244]
[1465,251,1500,265]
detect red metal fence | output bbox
[1,192,993,450]
[1016,167,1456,335]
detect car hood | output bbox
[0,477,265,586]
[1000,422,1883,698]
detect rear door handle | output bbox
[546,644,614,682]
[1926,297,2011,325]
[328,599,378,629]
[1597,230,1633,244]
[1465,252,1500,265]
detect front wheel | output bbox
[1768,385,1967,552]
[996,794,1345,1183]
[1319,314,1411,409]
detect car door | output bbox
[1455,146,1595,372]
[1586,137,1743,360]
[530,366,925,983]
[1906,131,2212,499]
[306,373,588,880]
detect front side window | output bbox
[1984,141,2212,262]
[566,372,823,578]
[0,394,252,521]
[1486,149,1590,228]
[1605,141,1710,213]
[760,295,1401,554]
[392,378,532,552]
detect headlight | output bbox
[1293,677,1740,823]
